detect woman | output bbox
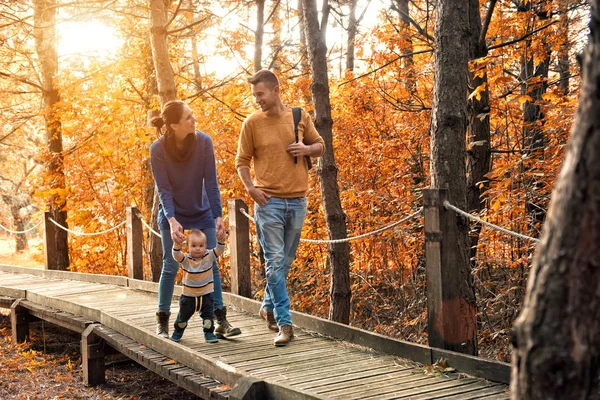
[149,100,241,339]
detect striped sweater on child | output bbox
[172,243,225,297]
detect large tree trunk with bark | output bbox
[430,0,477,355]
[34,0,69,270]
[511,2,600,395]
[466,0,492,268]
[302,0,351,324]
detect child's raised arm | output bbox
[172,237,185,263]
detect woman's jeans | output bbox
[158,227,224,313]
[255,197,306,327]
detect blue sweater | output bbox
[150,131,222,231]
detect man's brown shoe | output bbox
[259,306,278,331]
[274,325,294,346]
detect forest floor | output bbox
[0,237,43,269]
[0,309,199,399]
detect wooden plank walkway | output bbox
[0,265,509,399]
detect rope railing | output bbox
[443,200,540,243]
[138,214,162,238]
[239,207,423,244]
[48,217,126,237]
[0,219,43,234]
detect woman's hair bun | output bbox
[151,116,164,129]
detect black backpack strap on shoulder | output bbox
[292,107,313,170]
[292,107,301,165]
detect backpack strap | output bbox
[292,107,313,170]
[292,107,301,165]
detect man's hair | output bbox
[187,229,206,243]
[247,69,279,88]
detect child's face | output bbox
[188,235,207,258]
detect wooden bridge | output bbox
[0,264,510,399]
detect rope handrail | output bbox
[239,207,423,244]
[443,200,540,243]
[137,213,162,238]
[0,219,43,234]
[48,217,126,237]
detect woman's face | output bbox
[169,105,196,142]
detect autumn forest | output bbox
[0,0,591,369]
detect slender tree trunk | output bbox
[254,0,265,72]
[466,0,492,268]
[191,35,202,89]
[511,2,600,395]
[148,0,179,279]
[142,39,163,282]
[34,0,69,270]
[302,0,351,324]
[520,1,551,235]
[430,0,477,355]
[345,0,357,72]
[3,196,28,251]
[395,0,415,94]
[268,1,282,71]
[558,0,570,95]
[149,0,176,102]
[298,0,310,73]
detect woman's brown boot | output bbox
[156,311,170,338]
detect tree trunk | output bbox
[511,2,600,395]
[298,0,310,73]
[149,0,176,102]
[191,35,202,89]
[394,0,415,94]
[520,1,551,235]
[34,0,69,270]
[430,0,477,355]
[302,0,351,324]
[3,195,28,252]
[466,0,491,268]
[148,0,179,279]
[254,0,265,72]
[142,39,163,282]
[557,0,570,95]
[268,1,282,71]
[345,0,357,72]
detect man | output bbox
[235,70,325,346]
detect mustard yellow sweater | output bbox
[235,107,325,198]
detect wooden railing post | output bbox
[228,199,251,298]
[127,207,143,280]
[43,211,57,270]
[423,189,462,351]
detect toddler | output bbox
[171,229,226,343]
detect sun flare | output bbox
[57,20,121,57]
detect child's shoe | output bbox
[171,320,186,342]
[204,331,219,343]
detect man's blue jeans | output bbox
[157,227,224,313]
[255,197,306,327]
